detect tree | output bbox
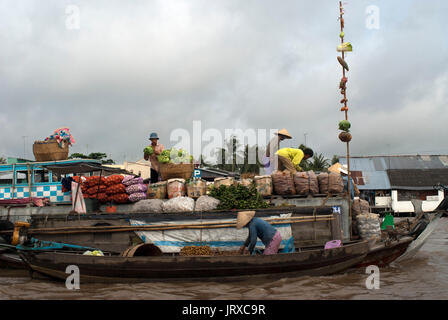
[69,152,115,164]
[0,157,6,164]
[331,155,339,165]
[211,137,264,174]
[307,153,331,172]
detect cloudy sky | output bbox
[0,0,447,164]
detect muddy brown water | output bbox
[1,218,447,300]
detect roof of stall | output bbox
[338,155,448,191]
[387,169,448,191]
[0,159,133,175]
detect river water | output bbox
[1,218,447,300]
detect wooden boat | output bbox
[355,236,413,268]
[395,212,443,262]
[18,240,368,283]
[0,250,26,269]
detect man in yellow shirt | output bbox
[275,147,314,173]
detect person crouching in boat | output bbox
[237,211,282,255]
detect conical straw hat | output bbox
[236,211,256,229]
[328,162,342,173]
[276,129,292,139]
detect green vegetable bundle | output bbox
[157,148,194,164]
[209,184,269,210]
[338,120,351,132]
[143,146,154,156]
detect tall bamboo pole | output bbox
[338,1,352,238]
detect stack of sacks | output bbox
[123,175,147,202]
[105,175,128,204]
[81,176,108,202]
[317,172,344,194]
[293,171,319,195]
[271,171,296,195]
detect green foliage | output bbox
[69,152,115,164]
[212,137,264,174]
[331,155,339,165]
[301,153,331,172]
[209,184,269,210]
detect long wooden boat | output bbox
[395,212,443,262]
[18,240,368,283]
[355,236,413,268]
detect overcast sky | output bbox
[0,0,447,163]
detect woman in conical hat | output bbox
[237,211,282,255]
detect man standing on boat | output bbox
[144,132,164,183]
[237,211,282,255]
[264,129,293,174]
[275,147,314,173]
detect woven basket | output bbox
[33,139,69,162]
[159,163,194,181]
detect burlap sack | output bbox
[352,198,370,216]
[293,171,319,195]
[317,172,344,194]
[271,171,296,195]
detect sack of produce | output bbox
[214,177,235,188]
[147,181,167,199]
[167,178,186,199]
[86,185,106,195]
[238,178,253,187]
[254,175,273,197]
[186,179,207,199]
[126,183,148,194]
[106,183,126,195]
[123,176,144,187]
[131,199,164,213]
[89,192,108,203]
[293,171,319,195]
[162,196,195,213]
[195,195,220,211]
[105,175,124,187]
[108,193,129,204]
[271,171,296,195]
[317,172,344,194]
[352,198,370,216]
[128,192,147,203]
[85,176,107,187]
[356,213,381,240]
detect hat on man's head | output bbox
[275,129,292,139]
[236,211,255,229]
[339,164,348,175]
[149,132,159,140]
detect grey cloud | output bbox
[0,0,447,163]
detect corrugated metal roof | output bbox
[388,169,448,190]
[339,155,448,190]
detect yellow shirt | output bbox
[276,148,304,167]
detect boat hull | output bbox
[355,237,413,268]
[20,241,368,283]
